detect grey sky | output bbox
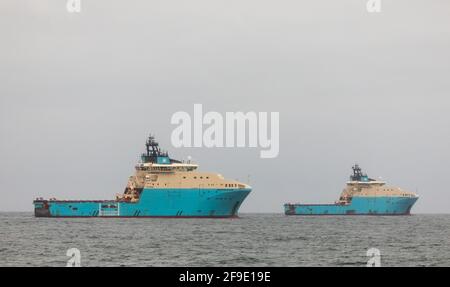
[1,0,449,213]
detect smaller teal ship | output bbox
[284,165,418,216]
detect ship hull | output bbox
[34,188,251,218]
[284,196,418,216]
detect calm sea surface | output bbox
[0,213,449,267]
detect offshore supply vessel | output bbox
[33,135,251,218]
[284,165,418,216]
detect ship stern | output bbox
[33,200,51,217]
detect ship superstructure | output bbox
[34,135,251,218]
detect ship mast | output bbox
[350,164,375,182]
[141,134,179,163]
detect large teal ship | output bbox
[284,165,418,216]
[33,135,251,218]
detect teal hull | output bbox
[284,196,418,215]
[34,188,251,218]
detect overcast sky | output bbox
[1,0,449,213]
